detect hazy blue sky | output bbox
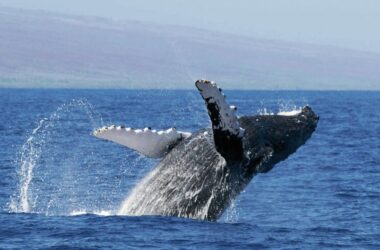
[1,0,379,53]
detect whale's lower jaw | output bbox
[117,130,249,221]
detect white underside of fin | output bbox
[93,126,191,158]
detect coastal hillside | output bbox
[0,7,379,89]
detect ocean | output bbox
[0,89,379,249]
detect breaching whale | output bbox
[94,80,318,221]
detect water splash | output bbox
[257,99,307,116]
[221,199,240,223]
[9,99,104,214]
[277,99,305,114]
[258,107,275,116]
[69,209,112,217]
[11,118,47,212]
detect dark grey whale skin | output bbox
[125,106,319,221]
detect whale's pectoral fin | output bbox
[93,126,192,158]
[196,80,244,160]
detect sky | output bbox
[0,0,380,53]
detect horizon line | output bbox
[1,87,379,92]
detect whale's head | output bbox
[239,106,319,175]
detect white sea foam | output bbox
[69,209,113,216]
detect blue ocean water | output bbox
[0,89,379,249]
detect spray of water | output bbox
[257,99,307,116]
[8,99,104,214]
[221,199,240,223]
[15,118,47,212]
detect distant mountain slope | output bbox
[0,7,379,89]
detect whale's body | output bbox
[94,80,318,221]
[119,129,238,221]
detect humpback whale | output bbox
[94,80,318,221]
